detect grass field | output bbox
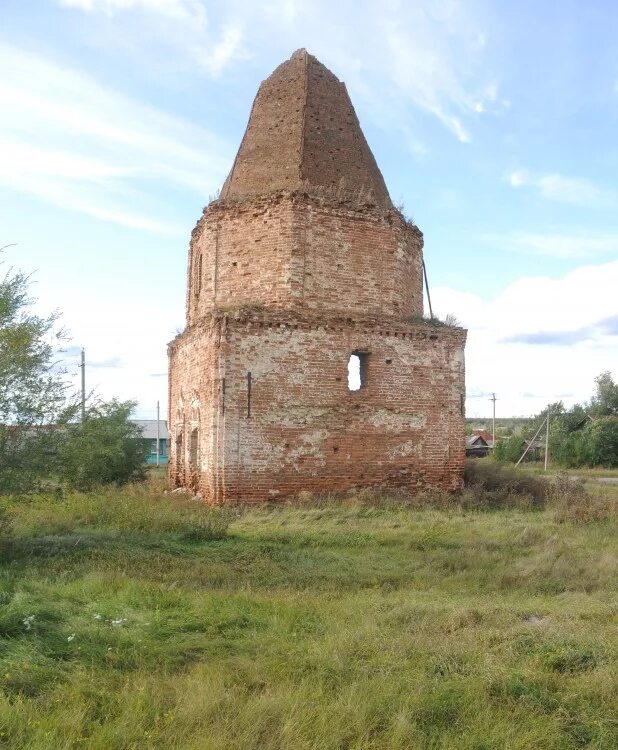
[0,480,616,749]
[519,463,618,480]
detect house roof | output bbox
[134,420,169,440]
[472,429,494,444]
[220,49,392,208]
[466,434,491,448]
[466,435,482,447]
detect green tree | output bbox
[494,434,525,463]
[588,371,618,417]
[0,255,75,493]
[580,417,618,467]
[57,400,149,490]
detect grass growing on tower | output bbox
[0,480,616,749]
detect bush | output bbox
[56,400,149,490]
[582,417,618,468]
[463,460,548,510]
[493,434,526,463]
[549,472,615,524]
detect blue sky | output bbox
[1,0,617,419]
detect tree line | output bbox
[494,372,618,468]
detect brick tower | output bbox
[168,49,466,503]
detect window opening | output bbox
[189,428,199,468]
[347,351,369,391]
[175,430,183,475]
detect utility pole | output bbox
[156,400,160,467]
[516,414,548,467]
[489,393,497,449]
[544,405,551,471]
[80,348,86,422]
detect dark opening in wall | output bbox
[189,428,199,468]
[175,430,183,479]
[348,351,369,391]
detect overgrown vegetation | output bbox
[0,254,147,493]
[0,473,615,749]
[494,371,618,468]
[549,472,616,523]
[464,458,548,509]
[408,313,462,328]
[56,401,149,490]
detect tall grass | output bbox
[550,472,617,523]
[0,479,616,748]
[6,483,233,541]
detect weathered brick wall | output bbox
[187,194,423,324]
[168,317,222,498]
[169,49,467,504]
[169,310,466,504]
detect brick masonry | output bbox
[169,50,467,503]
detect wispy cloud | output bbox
[503,313,618,346]
[58,0,207,26]
[333,0,502,144]
[57,0,246,75]
[484,230,618,260]
[0,44,232,231]
[507,169,614,207]
[56,1,499,145]
[89,356,123,368]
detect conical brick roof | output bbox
[220,49,392,207]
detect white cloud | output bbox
[507,169,613,206]
[360,1,499,144]
[432,260,618,416]
[0,44,232,232]
[56,0,498,143]
[190,25,246,76]
[57,0,247,74]
[485,230,618,260]
[58,0,207,26]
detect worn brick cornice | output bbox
[168,308,466,353]
[191,189,422,242]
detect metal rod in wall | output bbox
[422,259,434,320]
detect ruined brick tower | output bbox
[168,49,466,503]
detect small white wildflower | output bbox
[67,634,76,642]
[23,615,35,631]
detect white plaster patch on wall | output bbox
[366,409,427,430]
[260,406,332,427]
[388,439,422,459]
[289,429,329,467]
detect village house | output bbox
[134,419,169,465]
[466,430,495,458]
